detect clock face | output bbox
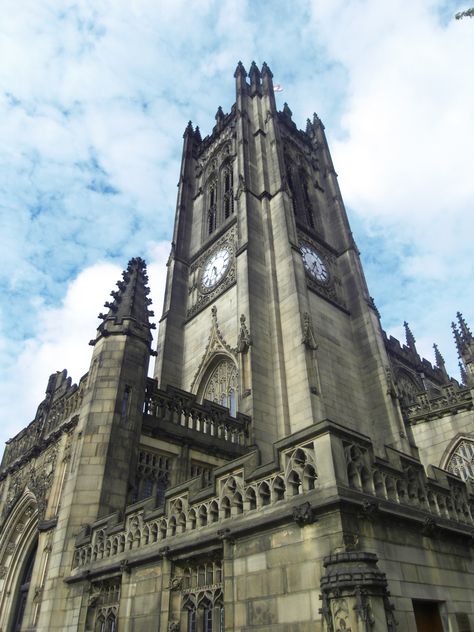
[201,248,231,291]
[300,244,329,283]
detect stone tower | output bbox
[1,62,474,632]
[155,60,409,459]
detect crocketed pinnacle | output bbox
[459,361,468,386]
[433,343,449,382]
[91,257,155,347]
[457,312,473,342]
[452,321,464,357]
[403,321,417,353]
[433,343,445,369]
[234,60,247,78]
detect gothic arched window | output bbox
[204,159,234,239]
[446,439,474,482]
[397,372,421,407]
[207,180,217,235]
[222,165,233,219]
[10,541,38,632]
[203,359,238,416]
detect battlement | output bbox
[0,370,86,475]
[71,419,474,573]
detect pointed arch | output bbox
[190,307,239,406]
[0,490,39,632]
[440,434,474,482]
[197,355,239,417]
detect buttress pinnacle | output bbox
[90,257,155,348]
[403,321,417,353]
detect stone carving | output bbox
[302,312,318,350]
[120,559,131,574]
[73,446,318,568]
[292,501,315,526]
[333,598,351,632]
[385,366,398,399]
[360,500,379,521]
[237,314,252,353]
[383,593,397,632]
[168,622,180,632]
[168,577,183,591]
[354,586,375,628]
[319,591,334,632]
[321,552,397,632]
[190,306,238,393]
[0,565,7,579]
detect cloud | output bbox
[0,242,169,448]
[0,0,473,449]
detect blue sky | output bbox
[1,0,473,448]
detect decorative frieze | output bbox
[73,443,317,568]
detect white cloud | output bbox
[0,0,473,451]
[0,243,169,448]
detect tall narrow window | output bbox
[203,606,213,632]
[11,541,38,632]
[301,172,315,229]
[203,359,238,416]
[188,608,197,632]
[208,182,217,235]
[223,166,233,219]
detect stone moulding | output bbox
[403,384,473,424]
[70,420,474,574]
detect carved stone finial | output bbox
[403,321,417,353]
[283,102,292,119]
[234,60,247,78]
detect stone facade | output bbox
[1,62,473,632]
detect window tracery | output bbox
[133,449,172,505]
[446,439,474,482]
[284,151,317,232]
[179,560,223,632]
[205,160,234,237]
[203,359,238,417]
[87,578,120,632]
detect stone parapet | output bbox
[403,383,473,423]
[143,381,251,449]
[71,420,474,573]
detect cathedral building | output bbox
[1,61,474,632]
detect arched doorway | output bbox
[10,540,38,632]
[0,491,39,632]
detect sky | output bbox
[0,0,473,449]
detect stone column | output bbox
[219,528,235,632]
[319,552,397,632]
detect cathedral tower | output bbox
[155,61,409,458]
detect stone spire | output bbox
[403,321,417,354]
[459,361,468,386]
[91,257,155,349]
[215,106,225,131]
[453,312,474,385]
[249,60,261,95]
[452,320,463,357]
[433,343,449,382]
[457,311,473,345]
[183,120,194,138]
